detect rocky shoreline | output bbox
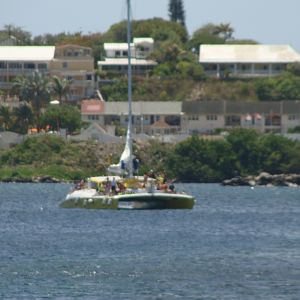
[222,172,300,187]
[1,172,300,187]
[0,175,69,183]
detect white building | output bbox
[199,44,300,78]
[98,38,157,75]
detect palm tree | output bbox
[13,104,34,134]
[213,23,234,41]
[13,71,52,118]
[168,0,186,27]
[0,105,11,130]
[51,76,72,104]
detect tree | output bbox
[188,23,225,52]
[213,23,234,41]
[40,104,81,133]
[0,106,11,130]
[12,104,34,134]
[287,63,300,77]
[103,18,188,45]
[226,128,262,174]
[168,0,186,27]
[259,134,300,174]
[0,24,32,45]
[52,76,72,103]
[13,71,52,119]
[165,135,236,182]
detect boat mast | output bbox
[127,0,133,178]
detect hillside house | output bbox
[199,44,300,78]
[98,38,157,75]
[0,45,94,101]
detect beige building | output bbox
[81,100,300,136]
[50,45,94,101]
[0,44,94,101]
[81,100,181,135]
[199,44,300,78]
[98,38,157,75]
[181,100,300,134]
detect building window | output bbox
[265,115,281,126]
[8,62,22,69]
[88,115,99,121]
[165,115,180,126]
[225,115,241,126]
[188,115,199,121]
[86,74,92,80]
[206,115,217,121]
[115,51,121,57]
[288,114,299,121]
[0,61,7,68]
[24,63,35,69]
[62,62,68,68]
[38,63,47,70]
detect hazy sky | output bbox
[2,0,300,51]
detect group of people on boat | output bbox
[143,170,175,193]
[74,169,176,195]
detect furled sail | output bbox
[108,125,132,175]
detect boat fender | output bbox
[108,198,112,205]
[83,199,87,206]
[88,198,93,203]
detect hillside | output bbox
[0,135,124,181]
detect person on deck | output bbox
[111,177,117,194]
[105,177,111,195]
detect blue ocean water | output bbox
[0,183,299,299]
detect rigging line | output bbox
[120,0,135,26]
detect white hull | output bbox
[61,188,195,210]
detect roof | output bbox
[81,100,105,114]
[182,101,300,114]
[199,45,300,64]
[98,58,157,66]
[70,123,122,143]
[104,43,130,51]
[55,44,92,50]
[0,46,55,61]
[133,38,154,44]
[104,101,182,115]
[150,119,172,128]
[182,101,225,114]
[104,38,154,51]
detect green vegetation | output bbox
[138,129,300,182]
[0,135,110,181]
[39,104,81,133]
[2,130,298,183]
[0,103,34,134]
[2,20,300,102]
[0,102,81,134]
[0,74,80,134]
[168,0,186,27]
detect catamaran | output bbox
[60,0,195,210]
